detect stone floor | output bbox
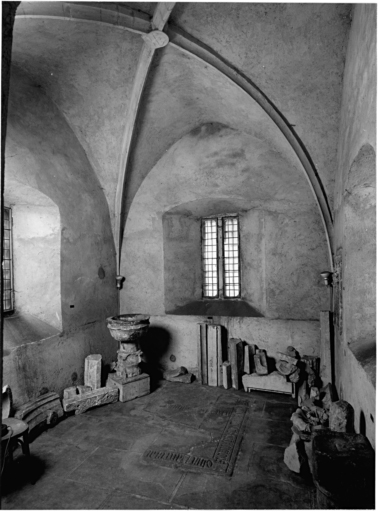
[2,381,316,509]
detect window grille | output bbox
[3,207,14,312]
[202,215,240,299]
[223,217,240,298]
[202,218,218,297]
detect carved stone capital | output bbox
[142,30,169,49]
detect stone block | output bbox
[312,432,375,508]
[291,408,311,432]
[242,370,292,394]
[320,383,335,411]
[329,400,354,432]
[229,338,244,390]
[77,385,92,395]
[222,361,231,389]
[310,387,320,400]
[288,367,300,383]
[15,392,64,433]
[304,439,314,475]
[84,354,102,390]
[107,373,150,402]
[254,349,268,375]
[297,380,309,407]
[276,360,296,376]
[243,345,251,374]
[63,386,77,400]
[62,387,118,414]
[284,439,307,473]
[277,351,298,366]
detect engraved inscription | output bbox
[143,404,247,476]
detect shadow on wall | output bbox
[140,327,171,390]
[167,300,264,317]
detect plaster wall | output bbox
[334,4,376,447]
[121,124,328,370]
[11,17,143,226]
[146,315,320,377]
[4,66,118,405]
[3,321,117,408]
[171,3,352,210]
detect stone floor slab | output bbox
[1,381,312,510]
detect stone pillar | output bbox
[84,354,102,390]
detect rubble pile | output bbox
[278,346,355,475]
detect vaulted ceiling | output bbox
[8,2,352,262]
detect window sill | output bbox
[166,299,264,317]
[3,312,60,351]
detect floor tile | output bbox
[1,381,314,510]
[246,442,314,488]
[243,417,293,447]
[97,490,183,509]
[262,401,297,422]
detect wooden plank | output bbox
[207,325,218,386]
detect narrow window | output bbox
[3,206,14,313]
[202,215,240,298]
[223,217,240,298]
[202,218,218,297]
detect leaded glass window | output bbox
[202,215,241,299]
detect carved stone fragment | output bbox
[253,349,268,375]
[242,371,292,394]
[291,408,311,432]
[229,338,245,389]
[288,367,300,383]
[320,383,336,411]
[63,387,77,400]
[284,438,307,473]
[107,373,150,402]
[222,361,232,389]
[14,392,64,434]
[297,380,309,407]
[310,387,320,400]
[77,385,92,395]
[84,354,102,390]
[277,351,298,366]
[163,368,193,384]
[62,387,118,414]
[329,400,354,432]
